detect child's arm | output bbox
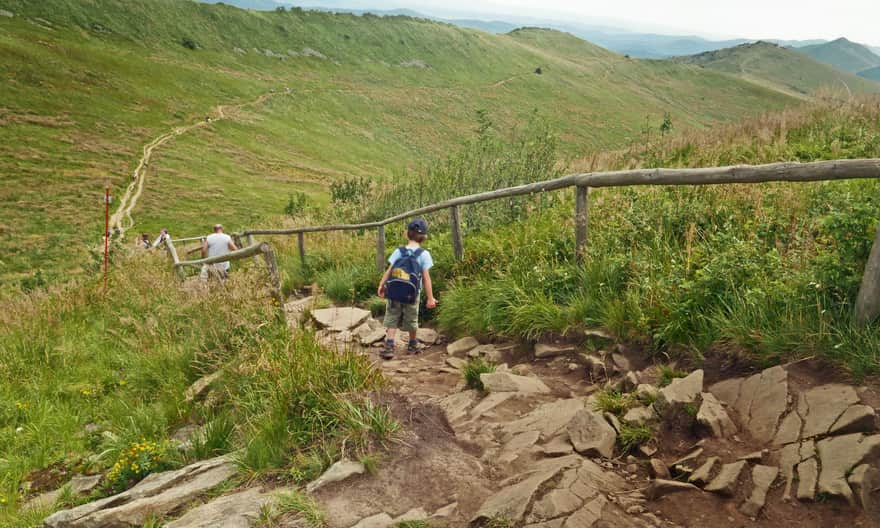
[423,269,437,309]
[377,264,393,298]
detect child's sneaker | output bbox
[407,339,421,355]
[381,339,395,360]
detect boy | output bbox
[377,218,437,360]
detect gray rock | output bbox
[542,434,575,457]
[737,450,767,462]
[773,410,803,446]
[848,464,880,511]
[704,460,747,496]
[581,354,607,379]
[528,489,583,522]
[498,431,541,464]
[0,9,13,17]
[480,372,550,394]
[504,398,586,440]
[284,296,315,322]
[697,392,737,437]
[306,459,365,493]
[469,344,500,359]
[796,458,818,501]
[647,480,700,500]
[688,457,719,486]
[351,512,393,528]
[165,487,280,527]
[311,307,370,332]
[799,384,861,438]
[636,384,659,400]
[469,392,514,420]
[445,357,467,370]
[436,391,478,424]
[604,412,622,434]
[535,343,575,358]
[447,336,480,356]
[360,327,386,346]
[816,433,880,504]
[623,406,655,426]
[566,409,617,458]
[740,465,778,517]
[649,459,670,480]
[415,327,439,345]
[829,404,876,436]
[611,353,631,372]
[432,502,457,517]
[184,371,222,403]
[45,456,235,528]
[710,366,787,445]
[671,448,703,467]
[655,370,703,415]
[301,47,326,59]
[393,508,429,523]
[563,495,607,527]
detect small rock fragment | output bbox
[688,457,719,486]
[697,392,737,438]
[567,409,617,458]
[306,459,365,493]
[649,459,670,479]
[447,336,480,356]
[535,343,576,358]
[704,461,747,496]
[740,465,778,517]
[647,480,700,500]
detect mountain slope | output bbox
[674,41,880,97]
[0,0,796,285]
[798,37,880,74]
[859,66,880,82]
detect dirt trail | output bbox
[109,91,280,240]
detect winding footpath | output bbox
[109,91,281,240]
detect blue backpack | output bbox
[386,247,424,305]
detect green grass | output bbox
[462,359,496,391]
[592,389,636,416]
[273,490,327,528]
[0,254,384,524]
[0,0,799,286]
[658,366,689,388]
[617,424,654,454]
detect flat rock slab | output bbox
[566,409,616,458]
[535,343,576,359]
[688,457,719,486]
[710,366,787,445]
[647,480,700,500]
[184,371,222,403]
[481,372,550,394]
[704,460,747,496]
[816,433,880,504]
[351,512,394,528]
[799,384,863,438]
[447,336,480,356]
[504,398,586,440]
[796,458,818,501]
[306,459,365,493]
[165,487,280,528]
[655,370,703,415]
[45,456,235,528]
[740,465,778,517]
[435,390,479,425]
[445,357,468,370]
[311,307,370,332]
[622,406,655,426]
[848,464,880,512]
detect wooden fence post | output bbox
[246,234,255,247]
[232,234,243,248]
[450,205,464,261]
[575,186,589,265]
[855,220,880,325]
[164,237,186,281]
[297,232,306,267]
[260,243,285,308]
[376,225,386,272]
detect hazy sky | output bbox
[408,0,879,45]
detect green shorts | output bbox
[384,300,419,333]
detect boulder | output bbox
[704,460,747,496]
[610,353,631,373]
[447,337,480,356]
[740,465,778,517]
[848,464,880,511]
[504,398,586,440]
[480,372,550,394]
[535,343,575,359]
[816,433,880,504]
[697,392,737,438]
[165,487,280,527]
[311,307,370,332]
[655,370,703,416]
[542,434,575,457]
[359,327,386,346]
[415,328,439,345]
[566,409,617,458]
[436,391,478,424]
[306,459,365,493]
[445,357,468,370]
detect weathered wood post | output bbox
[232,233,243,248]
[376,225,386,272]
[164,237,186,281]
[246,234,255,247]
[450,205,464,262]
[260,242,285,309]
[575,186,589,265]
[855,220,880,325]
[297,232,306,267]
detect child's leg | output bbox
[381,301,402,359]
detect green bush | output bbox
[106,440,176,493]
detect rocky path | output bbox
[40,300,880,527]
[108,90,283,240]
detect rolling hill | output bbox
[674,41,880,98]
[798,37,880,75]
[860,66,880,82]
[0,0,798,285]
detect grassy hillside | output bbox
[798,37,880,74]
[0,0,798,287]
[674,41,880,98]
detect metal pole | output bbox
[104,185,110,293]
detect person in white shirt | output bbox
[201,224,237,279]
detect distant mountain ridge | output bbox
[798,38,880,81]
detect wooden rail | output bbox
[176,159,880,325]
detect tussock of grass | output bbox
[592,389,636,416]
[658,366,689,388]
[462,359,496,391]
[617,424,654,454]
[274,490,327,528]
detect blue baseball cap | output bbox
[408,218,428,234]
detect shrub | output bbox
[180,37,198,50]
[106,440,175,493]
[284,192,310,218]
[462,359,495,391]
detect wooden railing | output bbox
[178,159,880,324]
